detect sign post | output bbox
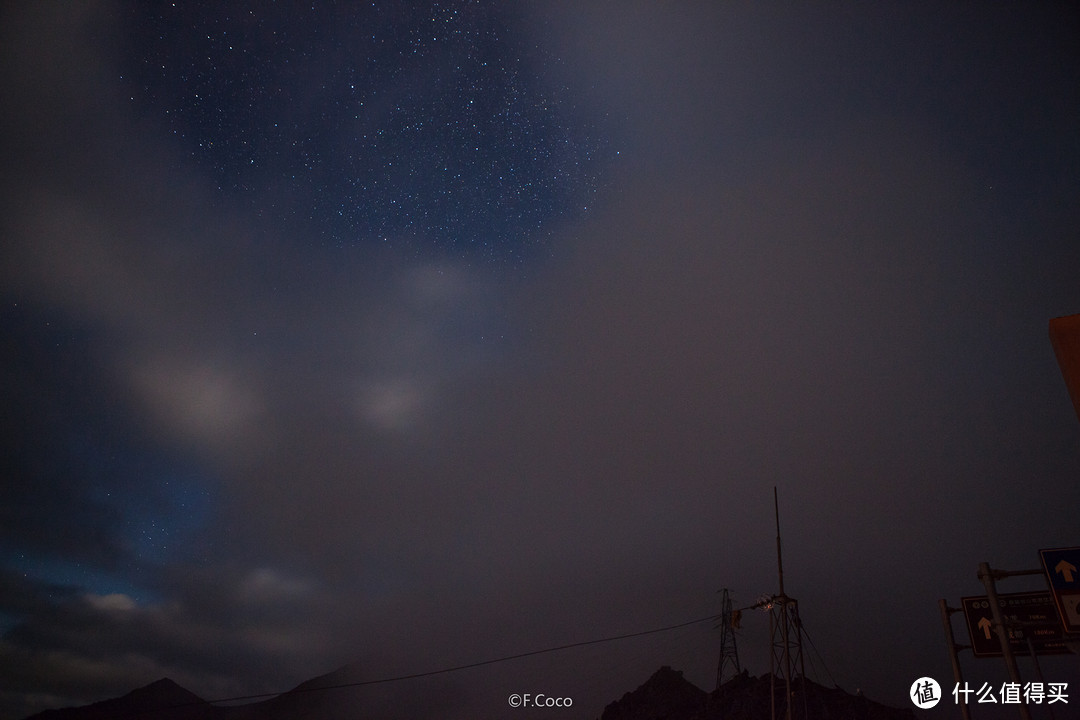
[977,563,1033,720]
[939,599,973,720]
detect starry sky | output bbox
[1,2,1079,719]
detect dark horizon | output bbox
[2,2,1079,719]
[21,663,928,720]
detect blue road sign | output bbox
[1039,547,1080,633]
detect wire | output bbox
[202,612,721,706]
[799,621,838,688]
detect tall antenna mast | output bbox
[775,486,784,597]
[768,487,807,720]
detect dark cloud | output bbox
[2,2,1079,719]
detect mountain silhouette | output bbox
[20,669,360,720]
[24,678,208,720]
[22,665,915,720]
[601,666,916,720]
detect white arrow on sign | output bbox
[978,616,992,640]
[1056,559,1077,583]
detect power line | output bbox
[202,612,721,707]
[799,623,837,688]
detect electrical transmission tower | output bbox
[714,588,742,691]
[768,488,808,720]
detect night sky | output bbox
[2,3,1079,719]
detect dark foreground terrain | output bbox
[24,665,914,720]
[602,666,915,720]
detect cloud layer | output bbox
[2,3,1079,719]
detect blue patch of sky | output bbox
[0,303,216,602]
[120,1,613,263]
[5,555,160,608]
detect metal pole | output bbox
[770,610,777,720]
[795,602,809,720]
[773,487,792,720]
[781,600,792,720]
[939,599,972,720]
[978,562,1032,720]
[1024,636,1054,720]
[774,487,784,597]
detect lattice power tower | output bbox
[768,488,808,720]
[714,587,741,690]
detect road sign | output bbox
[960,592,1072,657]
[1039,546,1080,633]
